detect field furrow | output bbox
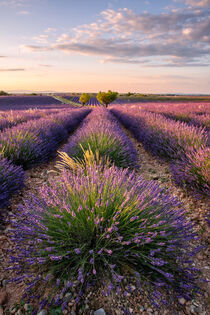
[0,104,209,315]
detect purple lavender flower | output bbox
[62,107,138,169]
[0,157,25,208]
[74,248,81,254]
[9,163,200,310]
[111,105,209,194]
[49,255,62,261]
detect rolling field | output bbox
[0,99,209,315]
[0,96,65,110]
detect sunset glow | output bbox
[0,0,210,93]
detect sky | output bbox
[0,0,210,94]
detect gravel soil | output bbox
[0,126,209,315]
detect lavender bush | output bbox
[0,108,60,132]
[163,113,210,131]
[0,127,42,168]
[63,107,137,168]
[138,102,210,131]
[111,107,209,194]
[0,110,42,131]
[0,109,90,168]
[0,157,25,209]
[171,146,210,194]
[9,164,199,311]
[0,118,11,131]
[111,108,207,160]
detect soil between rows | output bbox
[0,120,209,315]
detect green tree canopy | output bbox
[79,93,91,106]
[96,90,118,107]
[0,90,9,96]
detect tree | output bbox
[79,93,91,106]
[96,90,118,108]
[0,90,9,96]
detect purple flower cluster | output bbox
[0,108,60,131]
[138,102,210,130]
[0,157,25,209]
[0,108,90,168]
[63,107,137,168]
[9,164,199,309]
[164,112,210,132]
[144,106,209,142]
[111,107,207,159]
[171,146,210,195]
[111,106,209,194]
[0,95,62,110]
[132,102,210,116]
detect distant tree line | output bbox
[0,90,9,96]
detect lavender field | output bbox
[0,95,67,110]
[0,98,209,315]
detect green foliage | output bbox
[126,92,134,97]
[68,132,132,168]
[79,93,91,106]
[57,145,110,172]
[0,90,9,96]
[49,307,63,314]
[0,130,39,168]
[96,90,118,107]
[13,164,198,310]
[53,96,81,107]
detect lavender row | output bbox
[64,96,101,106]
[63,107,137,168]
[111,107,207,158]
[0,95,62,110]
[128,102,210,115]
[0,157,25,209]
[0,108,91,169]
[137,102,210,130]
[0,108,61,131]
[162,112,210,131]
[86,97,100,106]
[111,107,209,194]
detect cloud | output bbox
[45,28,56,33]
[182,19,210,42]
[0,0,27,7]
[101,57,146,64]
[21,6,210,67]
[147,63,210,67]
[33,34,49,44]
[131,74,191,80]
[0,68,25,71]
[38,64,53,67]
[17,10,30,15]
[101,56,210,67]
[56,33,71,43]
[185,0,210,7]
[21,45,53,52]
